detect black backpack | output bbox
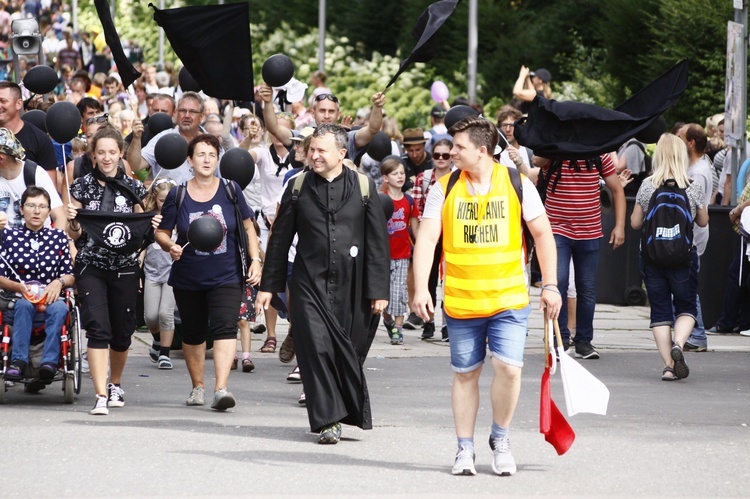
[641,179,694,268]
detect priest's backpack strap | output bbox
[291,171,370,205]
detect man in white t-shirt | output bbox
[0,128,65,230]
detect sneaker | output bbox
[383,319,396,339]
[706,326,737,335]
[402,312,424,330]
[186,386,205,406]
[107,383,125,408]
[451,447,476,475]
[318,422,342,444]
[149,344,160,363]
[441,324,449,342]
[683,342,707,352]
[287,365,302,382]
[671,345,690,379]
[574,342,600,360]
[298,391,306,405]
[158,355,173,369]
[489,436,517,476]
[242,358,255,373]
[740,330,750,337]
[252,324,266,335]
[211,388,236,411]
[230,356,238,370]
[421,322,435,340]
[90,395,109,415]
[391,331,403,345]
[81,351,89,374]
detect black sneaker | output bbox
[441,324,449,342]
[318,422,342,444]
[107,383,125,407]
[383,319,396,339]
[683,342,707,353]
[574,342,599,360]
[402,312,424,330]
[421,322,435,340]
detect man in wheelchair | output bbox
[0,186,74,382]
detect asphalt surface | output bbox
[1,290,749,497]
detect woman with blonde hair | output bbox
[630,133,708,381]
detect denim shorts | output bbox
[640,249,698,327]
[445,306,531,372]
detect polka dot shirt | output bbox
[0,226,73,285]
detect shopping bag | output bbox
[553,320,610,417]
[540,318,575,455]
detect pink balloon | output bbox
[430,81,450,102]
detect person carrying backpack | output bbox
[630,134,708,382]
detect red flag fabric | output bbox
[540,356,576,456]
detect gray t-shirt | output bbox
[635,179,705,220]
[688,156,713,255]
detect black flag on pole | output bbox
[514,59,689,160]
[94,0,142,88]
[76,210,156,256]
[150,2,254,100]
[385,0,461,90]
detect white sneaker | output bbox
[81,351,89,374]
[211,388,236,411]
[186,386,205,406]
[90,395,109,415]
[489,436,516,476]
[740,330,750,337]
[451,447,476,476]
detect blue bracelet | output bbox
[541,285,561,295]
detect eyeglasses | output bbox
[432,152,451,160]
[23,203,49,211]
[177,108,202,116]
[314,94,339,104]
[499,122,515,129]
[85,113,109,125]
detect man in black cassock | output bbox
[256,124,390,444]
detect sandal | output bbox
[279,335,295,364]
[259,337,277,353]
[242,358,255,373]
[287,365,302,382]
[661,367,677,381]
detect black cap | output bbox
[431,105,447,118]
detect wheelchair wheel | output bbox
[63,373,74,404]
[72,305,82,395]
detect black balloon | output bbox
[45,101,81,143]
[220,148,255,190]
[21,109,47,133]
[23,65,59,95]
[154,133,188,170]
[262,54,294,87]
[378,192,394,220]
[367,131,392,162]
[147,112,174,136]
[187,216,225,253]
[178,67,201,92]
[444,105,480,130]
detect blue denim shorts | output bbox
[640,249,698,327]
[445,306,531,372]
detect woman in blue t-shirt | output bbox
[156,134,261,411]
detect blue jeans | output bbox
[9,299,67,366]
[555,235,601,345]
[687,257,706,347]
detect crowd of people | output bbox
[0,5,745,478]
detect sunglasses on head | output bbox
[86,113,109,125]
[432,152,451,160]
[314,93,339,104]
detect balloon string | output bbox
[61,142,70,194]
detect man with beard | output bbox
[127,91,209,184]
[256,124,390,444]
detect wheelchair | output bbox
[0,290,83,404]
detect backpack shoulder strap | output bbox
[357,172,370,205]
[222,178,238,204]
[444,169,461,198]
[23,159,37,187]
[175,183,187,213]
[291,171,307,203]
[506,165,523,207]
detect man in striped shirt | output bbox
[537,154,626,359]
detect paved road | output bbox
[2,292,749,497]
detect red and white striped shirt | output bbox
[542,154,615,240]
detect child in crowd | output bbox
[234,219,263,373]
[380,157,419,345]
[142,178,178,369]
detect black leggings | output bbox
[76,263,139,351]
[173,284,242,345]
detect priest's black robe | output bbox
[260,168,390,432]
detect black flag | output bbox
[76,210,156,256]
[94,0,142,88]
[385,0,461,90]
[514,59,689,160]
[150,2,254,100]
